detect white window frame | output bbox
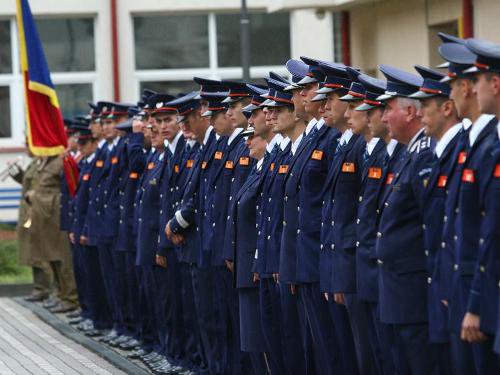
[133,12,290,98]
[0,16,99,148]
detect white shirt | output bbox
[462,118,472,130]
[291,134,303,155]
[338,128,354,147]
[305,118,317,136]
[228,128,244,145]
[435,123,462,159]
[316,117,325,130]
[97,139,106,150]
[280,137,291,151]
[187,139,196,149]
[86,152,96,164]
[408,128,425,151]
[167,131,183,155]
[366,137,380,155]
[203,126,214,146]
[107,136,120,151]
[497,119,500,139]
[266,134,283,153]
[386,139,398,157]
[256,158,264,171]
[158,151,165,162]
[469,114,496,146]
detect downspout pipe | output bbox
[341,11,351,66]
[110,0,120,101]
[462,0,473,38]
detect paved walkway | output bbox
[0,298,126,375]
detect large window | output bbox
[36,18,95,72]
[134,15,209,70]
[332,12,344,63]
[0,21,12,74]
[0,17,96,144]
[216,12,290,67]
[134,12,290,96]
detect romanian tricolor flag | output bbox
[16,0,79,195]
[16,0,67,155]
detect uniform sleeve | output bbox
[128,133,147,173]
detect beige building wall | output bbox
[350,0,459,76]
[474,0,500,42]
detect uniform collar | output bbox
[203,126,214,145]
[280,136,291,151]
[462,118,472,130]
[339,128,354,146]
[86,152,96,163]
[316,117,325,130]
[167,131,183,155]
[159,151,165,161]
[291,134,303,155]
[256,157,264,171]
[305,118,317,136]
[366,137,380,155]
[435,123,462,158]
[386,139,398,156]
[266,133,283,153]
[407,128,425,151]
[469,114,495,146]
[187,139,197,148]
[228,127,244,145]
[497,119,500,139]
[97,139,106,149]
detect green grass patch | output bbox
[0,239,32,284]
[0,223,15,231]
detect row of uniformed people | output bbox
[61,32,499,375]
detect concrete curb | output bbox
[14,297,150,375]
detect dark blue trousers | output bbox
[138,265,158,352]
[279,283,311,375]
[391,323,438,375]
[326,297,359,375]
[299,282,343,375]
[367,303,398,375]
[181,263,207,372]
[124,251,140,339]
[344,293,379,375]
[71,243,89,319]
[97,241,123,333]
[259,278,286,375]
[155,252,186,365]
[83,245,111,330]
[191,266,226,375]
[112,251,129,335]
[215,266,252,375]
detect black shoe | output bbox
[43,298,59,309]
[84,328,103,337]
[142,351,159,361]
[69,317,84,325]
[66,310,82,319]
[145,353,164,366]
[76,319,93,331]
[119,338,140,350]
[151,359,170,370]
[24,293,49,302]
[109,335,131,347]
[50,303,77,314]
[128,348,147,359]
[99,329,118,343]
